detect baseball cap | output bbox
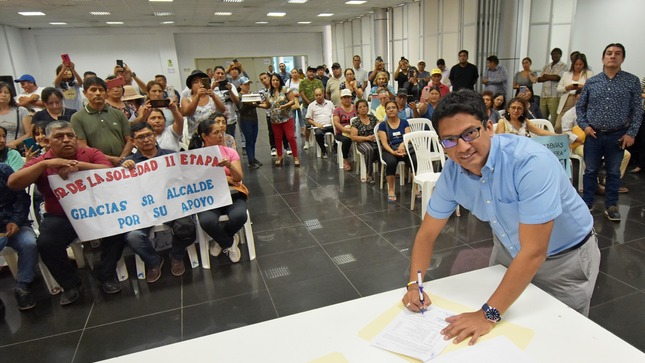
[431,68,442,76]
[14,74,36,83]
[307,66,317,72]
[340,89,352,98]
[331,62,342,69]
[396,89,408,97]
[418,60,426,65]
[238,76,252,85]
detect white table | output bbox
[102,265,645,362]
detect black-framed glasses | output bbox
[134,133,155,142]
[440,126,482,149]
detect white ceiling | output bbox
[0,0,413,29]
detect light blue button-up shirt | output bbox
[428,134,592,257]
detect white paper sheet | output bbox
[370,306,454,361]
[432,336,537,363]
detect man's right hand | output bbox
[584,126,597,138]
[402,285,430,313]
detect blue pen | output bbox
[417,270,425,315]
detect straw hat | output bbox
[122,85,144,101]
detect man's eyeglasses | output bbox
[439,126,482,149]
[134,133,155,142]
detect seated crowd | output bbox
[0,45,640,312]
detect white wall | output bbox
[572,0,644,78]
[1,25,325,92]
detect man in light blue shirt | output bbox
[401,90,600,346]
[482,55,508,96]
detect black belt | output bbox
[592,126,628,134]
[550,230,593,258]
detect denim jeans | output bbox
[582,129,626,208]
[125,217,195,266]
[0,226,38,285]
[239,118,259,163]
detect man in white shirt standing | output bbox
[212,66,240,138]
[14,74,45,112]
[537,48,567,124]
[352,55,368,92]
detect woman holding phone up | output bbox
[181,70,226,135]
[140,81,183,128]
[555,53,593,133]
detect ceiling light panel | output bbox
[287,0,308,3]
[154,12,175,16]
[214,12,232,16]
[346,1,366,4]
[267,12,286,17]
[90,11,111,16]
[317,13,334,17]
[19,12,46,16]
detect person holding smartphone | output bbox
[141,81,182,129]
[181,70,226,135]
[54,56,83,111]
[555,53,593,133]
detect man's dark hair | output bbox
[603,43,626,58]
[431,89,487,133]
[130,122,154,138]
[316,65,325,71]
[436,58,445,66]
[486,55,499,65]
[83,76,107,91]
[458,50,469,56]
[551,48,563,56]
[214,66,225,72]
[154,74,166,81]
[83,71,97,78]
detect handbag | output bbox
[229,181,249,198]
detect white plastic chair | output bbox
[570,153,584,192]
[374,124,407,189]
[530,119,555,134]
[403,131,446,218]
[331,120,345,169]
[197,210,256,269]
[407,118,434,132]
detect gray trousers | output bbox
[490,233,600,316]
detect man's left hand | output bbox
[5,222,19,238]
[619,134,635,149]
[441,310,495,345]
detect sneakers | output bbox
[270,148,277,157]
[286,149,293,155]
[60,286,81,306]
[146,258,164,283]
[102,279,122,294]
[15,287,36,311]
[210,241,222,257]
[304,141,310,150]
[223,235,241,263]
[322,153,328,159]
[170,257,185,277]
[605,206,621,222]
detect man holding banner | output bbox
[121,123,196,282]
[8,121,127,305]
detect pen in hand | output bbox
[417,270,425,315]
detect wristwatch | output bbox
[482,303,501,323]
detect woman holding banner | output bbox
[189,117,248,263]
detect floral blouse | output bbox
[267,87,292,124]
[350,114,379,138]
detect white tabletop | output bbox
[101,265,644,363]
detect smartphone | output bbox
[218,79,229,90]
[116,59,124,68]
[149,99,170,108]
[519,85,528,94]
[61,53,71,64]
[572,83,579,88]
[107,77,125,89]
[201,78,211,89]
[407,95,415,103]
[23,137,41,153]
[232,59,238,63]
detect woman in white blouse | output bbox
[555,54,593,133]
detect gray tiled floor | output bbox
[1,128,644,362]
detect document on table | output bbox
[370,306,454,362]
[432,336,537,363]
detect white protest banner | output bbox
[48,146,232,241]
[530,135,572,178]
